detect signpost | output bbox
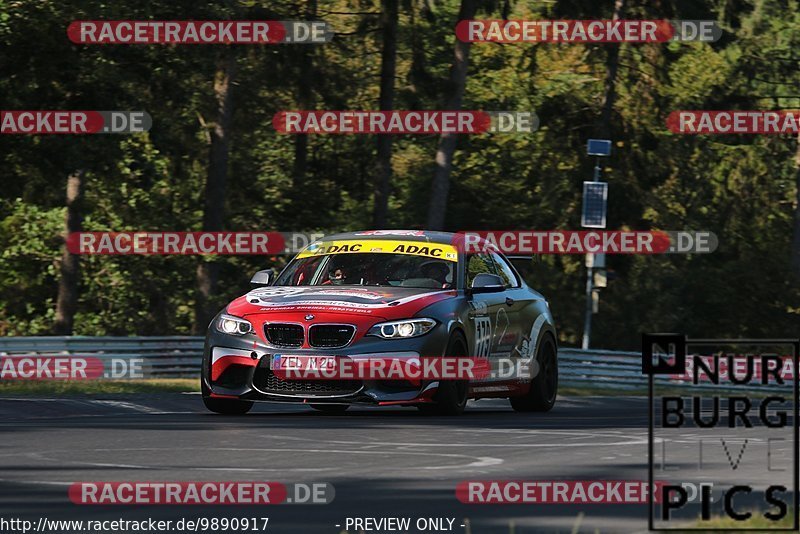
[581,139,611,350]
[587,139,612,157]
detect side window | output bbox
[466,253,496,287]
[275,256,324,286]
[491,253,521,288]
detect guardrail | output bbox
[0,336,203,379]
[0,338,634,381]
[0,338,793,392]
[559,347,646,390]
[560,347,795,393]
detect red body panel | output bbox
[227,287,457,347]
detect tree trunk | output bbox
[290,0,317,225]
[426,0,477,230]
[791,130,800,277]
[597,0,625,137]
[291,58,311,213]
[372,0,398,228]
[193,54,237,334]
[54,170,84,335]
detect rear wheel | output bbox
[201,380,254,415]
[310,404,350,414]
[510,335,558,412]
[418,333,469,416]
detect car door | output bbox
[465,253,520,381]
[490,251,547,380]
[489,250,528,352]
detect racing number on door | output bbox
[474,316,492,358]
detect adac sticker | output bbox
[297,240,458,261]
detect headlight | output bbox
[216,314,253,336]
[368,318,437,339]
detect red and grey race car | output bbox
[201,230,558,415]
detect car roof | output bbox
[319,230,457,245]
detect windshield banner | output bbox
[296,240,459,261]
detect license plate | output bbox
[271,354,337,371]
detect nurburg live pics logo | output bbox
[642,333,799,531]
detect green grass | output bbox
[0,380,777,399]
[559,385,790,399]
[0,381,634,397]
[558,385,648,396]
[0,378,199,395]
[687,511,795,531]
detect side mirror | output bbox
[250,269,273,286]
[470,273,505,293]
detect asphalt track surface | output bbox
[0,394,795,533]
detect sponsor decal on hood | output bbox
[245,286,439,307]
[353,230,426,237]
[227,286,457,317]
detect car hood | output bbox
[227,285,457,321]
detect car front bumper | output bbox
[202,326,452,406]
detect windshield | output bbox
[275,252,457,289]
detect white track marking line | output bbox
[273,433,649,448]
[0,397,188,415]
[20,446,503,473]
[86,400,170,414]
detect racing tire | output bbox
[201,381,254,415]
[510,335,558,412]
[418,333,469,416]
[310,404,350,414]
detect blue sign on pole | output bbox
[587,139,612,156]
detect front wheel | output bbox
[201,381,254,415]
[510,335,558,412]
[419,380,468,415]
[418,333,469,416]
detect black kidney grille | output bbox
[264,323,304,348]
[309,324,356,348]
